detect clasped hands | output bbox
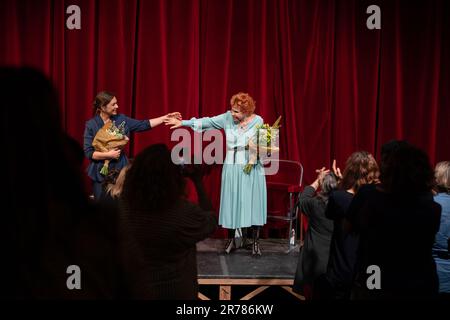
[311,159,343,190]
[164,112,183,129]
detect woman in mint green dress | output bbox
[166,93,267,256]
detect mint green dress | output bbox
[182,111,267,229]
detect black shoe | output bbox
[224,239,235,254]
[252,240,262,256]
[242,237,253,250]
[251,226,262,256]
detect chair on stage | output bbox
[263,159,303,253]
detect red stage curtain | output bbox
[1,0,449,219]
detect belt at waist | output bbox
[226,146,249,164]
[226,146,249,151]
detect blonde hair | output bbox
[106,165,130,199]
[230,92,256,115]
[435,161,450,192]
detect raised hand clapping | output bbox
[332,159,343,180]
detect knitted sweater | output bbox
[119,199,217,299]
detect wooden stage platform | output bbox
[196,238,305,301]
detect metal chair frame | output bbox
[264,159,303,253]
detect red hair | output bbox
[230,92,256,115]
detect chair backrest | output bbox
[264,160,303,217]
[264,159,303,187]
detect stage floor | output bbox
[197,238,299,279]
[196,238,304,300]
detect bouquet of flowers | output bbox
[92,120,129,175]
[243,116,281,174]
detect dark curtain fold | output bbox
[1,0,449,229]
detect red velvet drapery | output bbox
[1,0,449,224]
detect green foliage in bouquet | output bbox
[100,163,109,176]
[243,162,255,175]
[243,116,282,174]
[93,120,129,176]
[106,121,126,140]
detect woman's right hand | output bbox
[315,167,330,183]
[164,117,182,129]
[108,149,121,160]
[311,167,329,190]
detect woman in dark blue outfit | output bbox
[84,91,181,199]
[320,152,379,299]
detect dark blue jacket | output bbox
[83,114,151,182]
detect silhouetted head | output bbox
[122,144,186,213]
[1,67,86,208]
[380,142,434,194]
[380,140,409,163]
[1,67,91,297]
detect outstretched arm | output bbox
[165,112,228,131]
[126,112,181,133]
[149,112,182,128]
